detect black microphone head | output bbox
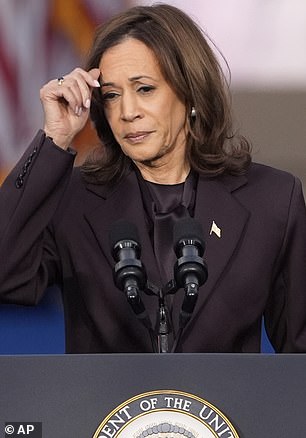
[173,217,205,256]
[109,220,141,258]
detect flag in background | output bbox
[0,0,132,184]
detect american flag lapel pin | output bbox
[209,220,222,238]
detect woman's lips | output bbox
[124,131,153,144]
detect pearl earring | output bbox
[191,107,196,118]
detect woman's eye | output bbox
[138,85,155,94]
[102,92,119,101]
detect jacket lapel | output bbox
[177,174,250,323]
[83,170,162,310]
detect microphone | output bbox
[109,220,151,329]
[173,217,208,329]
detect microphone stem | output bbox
[157,292,170,353]
[179,278,199,330]
[157,304,169,353]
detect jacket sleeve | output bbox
[264,176,306,352]
[0,130,76,305]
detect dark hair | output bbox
[82,3,251,184]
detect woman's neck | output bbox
[134,160,190,185]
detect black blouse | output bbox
[136,169,198,286]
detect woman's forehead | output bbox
[99,38,161,82]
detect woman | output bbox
[0,4,305,353]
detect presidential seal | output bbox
[92,390,240,437]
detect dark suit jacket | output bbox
[1,131,306,353]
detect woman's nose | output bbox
[120,93,141,121]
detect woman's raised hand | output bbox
[40,67,100,149]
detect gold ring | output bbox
[57,76,65,86]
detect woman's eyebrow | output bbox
[101,75,156,87]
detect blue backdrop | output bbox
[0,287,65,354]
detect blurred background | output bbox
[0,0,305,354]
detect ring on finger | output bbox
[57,76,65,86]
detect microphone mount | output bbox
[110,218,208,354]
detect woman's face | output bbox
[99,38,188,172]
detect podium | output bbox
[0,353,305,437]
